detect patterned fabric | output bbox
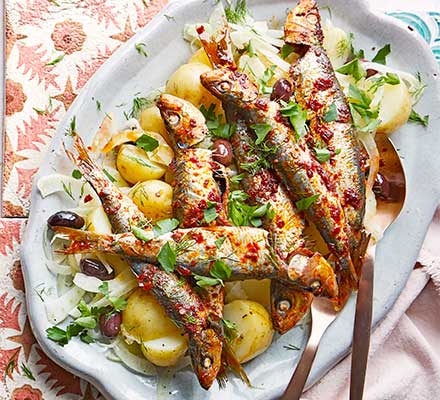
[0,3,438,399]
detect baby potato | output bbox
[188,48,212,68]
[116,144,166,184]
[139,106,170,144]
[141,335,187,367]
[377,81,412,134]
[165,62,221,109]
[129,180,173,222]
[224,300,274,363]
[86,207,112,234]
[122,288,183,343]
[225,279,271,310]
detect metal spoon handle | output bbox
[281,309,334,400]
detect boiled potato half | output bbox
[165,62,221,109]
[122,289,183,342]
[224,300,274,363]
[225,279,271,310]
[129,180,173,222]
[122,289,188,367]
[139,106,170,144]
[141,335,187,367]
[377,81,412,134]
[116,144,166,184]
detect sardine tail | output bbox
[222,342,251,387]
[284,0,324,47]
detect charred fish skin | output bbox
[63,135,224,389]
[158,94,229,228]
[200,30,335,332]
[171,148,228,227]
[286,0,366,235]
[200,69,356,283]
[158,94,228,317]
[53,225,305,283]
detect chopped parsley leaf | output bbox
[136,134,159,152]
[314,146,331,163]
[323,102,337,122]
[204,205,218,224]
[200,103,235,139]
[372,44,391,65]
[71,169,82,179]
[280,43,295,59]
[153,218,179,237]
[296,194,319,211]
[336,58,366,81]
[157,242,176,273]
[280,100,308,140]
[251,123,273,145]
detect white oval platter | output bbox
[21,0,440,399]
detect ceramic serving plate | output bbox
[21,0,440,399]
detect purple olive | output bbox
[366,69,379,78]
[270,79,293,102]
[47,211,85,229]
[80,258,115,280]
[99,312,122,337]
[213,139,233,166]
[373,173,405,202]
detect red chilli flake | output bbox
[314,77,333,91]
[177,266,192,276]
[137,271,153,291]
[83,194,93,203]
[196,25,205,35]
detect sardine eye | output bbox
[202,356,212,369]
[218,81,231,93]
[310,280,321,293]
[277,300,291,315]
[167,112,180,126]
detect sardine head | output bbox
[189,328,223,390]
[200,69,258,105]
[157,94,208,149]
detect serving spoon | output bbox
[281,134,406,400]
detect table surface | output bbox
[0,0,438,399]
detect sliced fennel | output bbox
[111,339,157,376]
[38,174,101,207]
[45,285,85,324]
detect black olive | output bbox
[99,312,122,337]
[213,139,233,166]
[270,79,293,102]
[80,258,115,280]
[366,69,379,78]
[47,211,85,229]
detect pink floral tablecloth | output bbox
[1,1,167,398]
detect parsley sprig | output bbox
[258,66,276,95]
[200,104,236,139]
[228,190,274,227]
[193,260,232,287]
[280,100,308,140]
[46,285,127,346]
